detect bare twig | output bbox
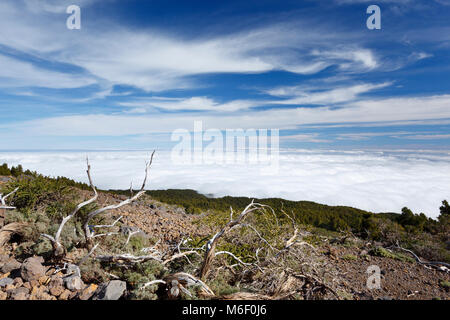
[0,187,19,208]
[393,241,450,269]
[41,158,98,258]
[96,253,162,263]
[164,272,214,298]
[199,200,272,279]
[91,216,122,229]
[84,151,155,243]
[215,251,253,267]
[78,243,99,266]
[140,279,166,290]
[163,250,201,265]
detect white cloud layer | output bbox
[0,150,448,218]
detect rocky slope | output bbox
[0,185,449,300]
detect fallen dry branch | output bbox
[78,243,99,266]
[41,158,98,258]
[163,272,214,299]
[0,222,27,247]
[220,292,272,300]
[140,279,167,290]
[163,250,201,265]
[141,239,161,254]
[0,187,19,209]
[91,216,122,229]
[199,200,273,279]
[393,241,450,269]
[124,230,141,247]
[96,253,162,264]
[84,151,155,244]
[215,250,253,267]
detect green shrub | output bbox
[369,247,415,263]
[208,273,239,297]
[342,254,358,261]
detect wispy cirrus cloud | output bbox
[266,82,391,106]
[0,54,96,89]
[0,0,383,93]
[400,134,450,140]
[2,94,450,138]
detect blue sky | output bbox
[1,0,450,150]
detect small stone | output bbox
[30,286,39,295]
[0,277,13,288]
[30,279,39,287]
[5,283,15,291]
[23,282,31,290]
[38,275,49,285]
[50,285,64,297]
[48,276,64,297]
[66,264,81,277]
[8,287,30,300]
[93,280,126,300]
[0,254,9,264]
[45,268,56,276]
[64,275,84,291]
[58,289,72,300]
[30,286,56,300]
[20,257,46,282]
[360,249,369,256]
[13,277,23,287]
[0,259,21,274]
[69,290,78,300]
[79,283,98,300]
[0,291,7,300]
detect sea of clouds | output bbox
[1,149,449,218]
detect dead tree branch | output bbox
[140,279,167,290]
[0,222,27,247]
[41,158,98,258]
[84,151,155,245]
[96,253,162,264]
[164,272,214,299]
[163,250,201,265]
[393,241,450,269]
[78,243,99,266]
[0,187,19,209]
[199,200,272,279]
[215,251,253,267]
[90,216,122,229]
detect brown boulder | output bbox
[48,275,65,297]
[58,289,72,300]
[8,287,30,300]
[79,283,98,300]
[64,275,84,291]
[20,257,46,282]
[0,258,21,274]
[30,286,56,300]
